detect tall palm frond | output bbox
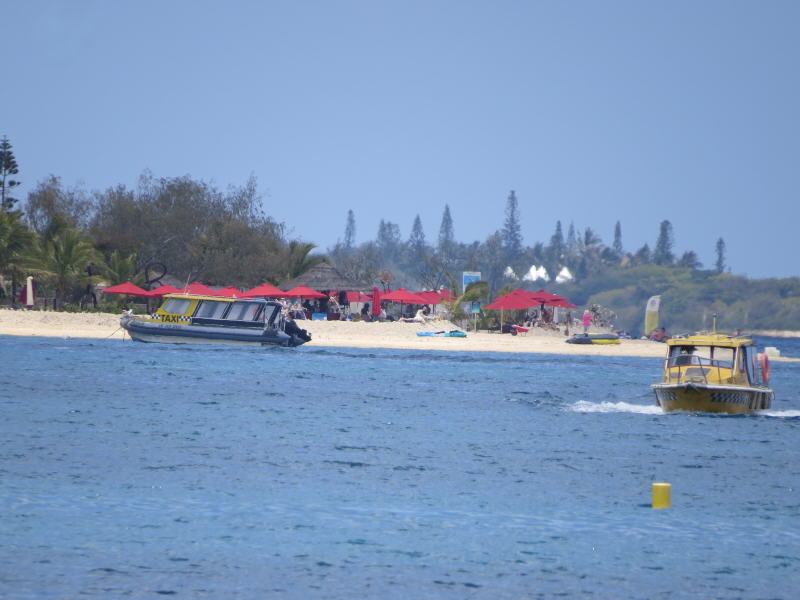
[0,210,34,299]
[103,250,143,286]
[281,241,326,282]
[0,210,33,272]
[22,227,100,304]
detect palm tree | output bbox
[280,241,326,282]
[103,250,143,286]
[0,210,34,303]
[446,280,489,323]
[23,223,100,308]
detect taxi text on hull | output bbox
[651,332,773,415]
[120,294,311,347]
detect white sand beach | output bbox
[2,308,798,359]
[0,308,668,358]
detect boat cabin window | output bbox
[262,303,280,325]
[669,345,734,368]
[195,300,229,319]
[742,345,760,384]
[161,298,192,315]
[224,301,263,322]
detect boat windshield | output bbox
[225,301,264,322]
[195,300,229,319]
[669,345,735,368]
[161,298,192,315]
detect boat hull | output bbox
[652,383,773,414]
[121,317,306,347]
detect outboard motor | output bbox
[283,317,312,346]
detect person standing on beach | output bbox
[582,309,592,334]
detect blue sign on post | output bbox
[462,271,481,293]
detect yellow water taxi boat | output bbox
[651,332,773,414]
[121,293,311,347]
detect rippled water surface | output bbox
[1,334,799,599]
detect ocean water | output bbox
[0,334,798,599]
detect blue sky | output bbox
[5,1,799,278]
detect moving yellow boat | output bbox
[651,332,773,414]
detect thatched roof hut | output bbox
[280,263,372,291]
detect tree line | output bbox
[0,136,323,308]
[329,191,728,296]
[2,134,798,332]
[328,191,799,333]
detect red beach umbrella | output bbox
[283,286,326,299]
[242,282,286,298]
[180,282,216,295]
[484,294,538,311]
[345,291,371,302]
[438,289,455,302]
[215,286,242,298]
[548,297,577,309]
[101,282,151,297]
[372,286,381,317]
[520,289,577,309]
[381,288,429,305]
[484,292,541,328]
[415,291,443,305]
[146,284,181,297]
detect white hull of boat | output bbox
[121,317,304,347]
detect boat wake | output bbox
[756,409,800,418]
[569,401,800,418]
[569,400,661,414]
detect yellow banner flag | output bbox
[644,295,661,334]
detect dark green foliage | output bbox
[502,190,522,261]
[24,175,94,233]
[408,215,426,253]
[715,237,726,274]
[376,219,401,266]
[90,173,288,285]
[438,204,455,262]
[677,250,702,269]
[561,264,800,334]
[0,136,21,211]
[343,209,356,249]
[612,221,623,256]
[653,220,674,266]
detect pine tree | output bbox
[653,220,675,266]
[677,250,702,269]
[634,243,651,265]
[550,221,564,252]
[501,190,522,261]
[545,220,563,264]
[438,204,454,260]
[566,222,577,253]
[408,214,426,252]
[376,219,401,262]
[612,221,623,256]
[715,237,726,274]
[0,136,21,211]
[343,209,356,250]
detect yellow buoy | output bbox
[652,482,671,509]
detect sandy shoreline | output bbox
[0,308,665,357]
[1,308,796,360]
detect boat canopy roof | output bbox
[666,333,753,348]
[161,293,278,304]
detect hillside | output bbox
[555,266,800,335]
